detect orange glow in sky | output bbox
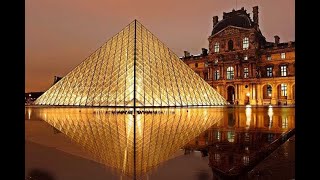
[26,0,294,92]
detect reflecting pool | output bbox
[25,106,294,180]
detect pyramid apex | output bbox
[130,19,139,26]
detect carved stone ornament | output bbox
[220,28,240,36]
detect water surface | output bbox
[25,106,294,180]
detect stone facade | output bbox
[181,6,295,105]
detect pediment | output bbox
[211,26,252,38]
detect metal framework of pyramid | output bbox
[35,20,227,107]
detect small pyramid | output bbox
[35,20,227,107]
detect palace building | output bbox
[181,6,295,105]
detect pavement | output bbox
[247,135,295,180]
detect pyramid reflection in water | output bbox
[37,107,224,178]
[34,20,226,107]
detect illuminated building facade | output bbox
[35,20,227,107]
[181,6,295,105]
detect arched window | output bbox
[267,85,272,97]
[263,84,272,99]
[227,66,234,80]
[281,84,287,96]
[214,42,220,53]
[228,40,234,50]
[243,37,249,49]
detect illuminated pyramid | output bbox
[35,20,227,107]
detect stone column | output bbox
[271,84,278,105]
[286,83,293,105]
[292,84,295,104]
[239,85,245,105]
[235,84,239,105]
[235,65,238,79]
[257,84,263,105]
[250,84,257,105]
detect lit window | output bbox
[245,132,250,142]
[243,156,250,166]
[216,131,221,140]
[268,134,274,142]
[214,42,220,53]
[195,63,198,68]
[267,85,272,97]
[227,66,234,80]
[281,53,286,59]
[266,67,273,77]
[281,84,287,96]
[282,116,288,128]
[227,131,235,142]
[243,37,249,50]
[280,65,287,76]
[244,67,249,78]
[214,59,218,64]
[267,55,271,60]
[214,70,220,80]
[244,55,248,60]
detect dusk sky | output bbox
[26,0,294,92]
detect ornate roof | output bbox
[211,8,254,36]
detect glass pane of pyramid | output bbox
[35,20,227,107]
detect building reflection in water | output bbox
[183,107,295,177]
[28,108,32,120]
[245,105,252,129]
[34,107,224,179]
[268,106,273,129]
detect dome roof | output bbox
[211,10,254,36]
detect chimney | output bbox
[274,35,280,46]
[53,76,62,85]
[253,6,259,26]
[184,51,190,58]
[212,16,219,27]
[202,48,208,56]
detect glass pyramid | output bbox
[34,20,227,107]
[36,107,224,178]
